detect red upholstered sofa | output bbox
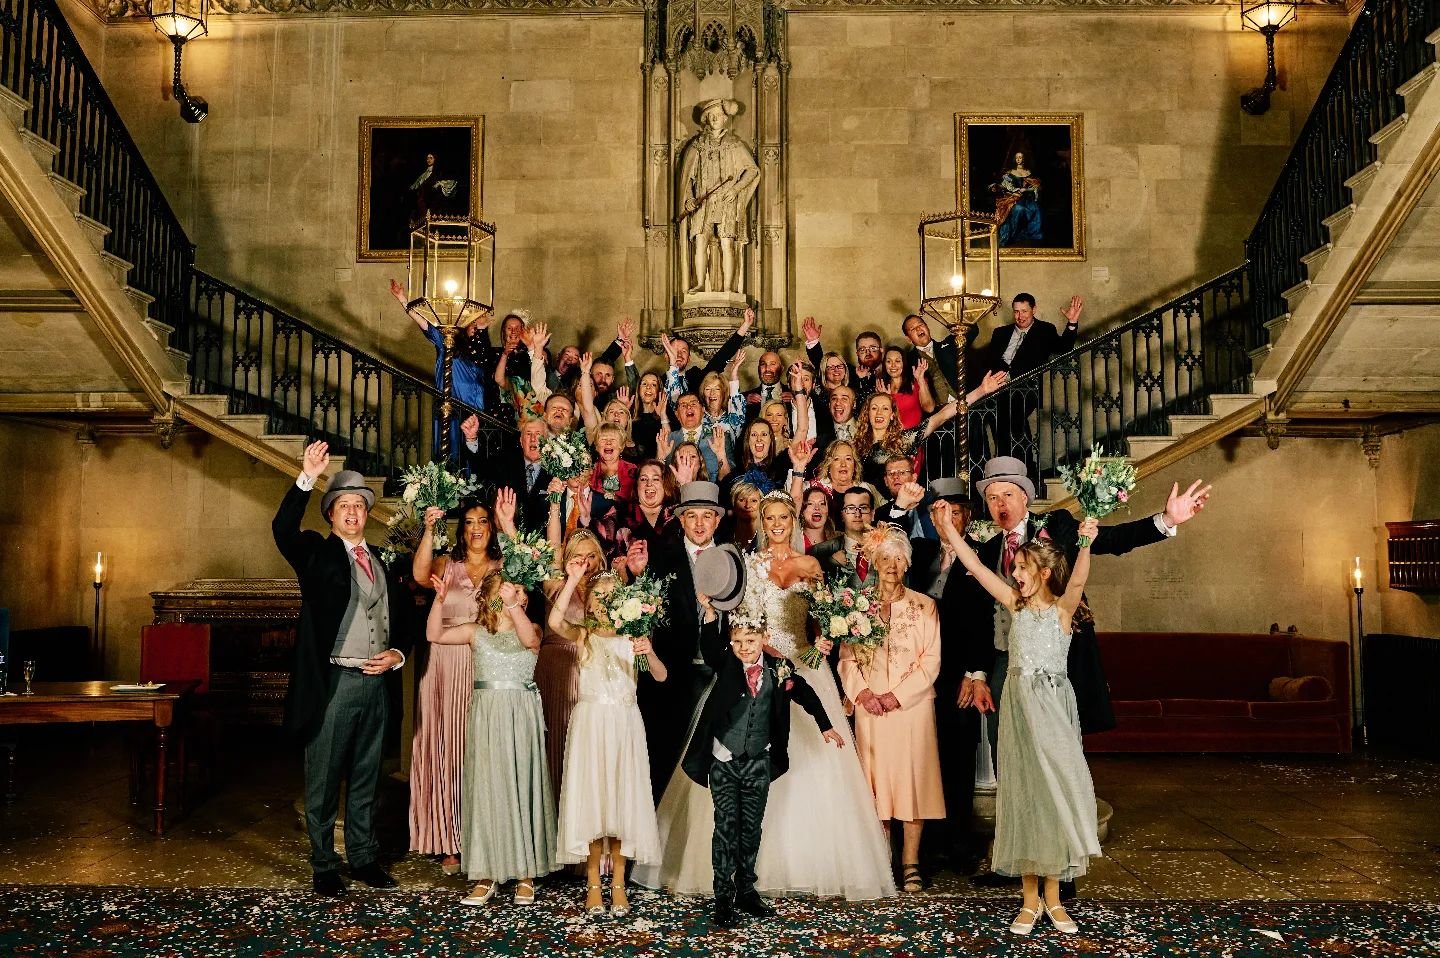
[1082,632,1352,754]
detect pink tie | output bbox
[856,554,870,583]
[746,662,763,697]
[354,545,375,583]
[1001,532,1020,579]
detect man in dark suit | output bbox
[940,456,1211,885]
[629,481,729,798]
[905,479,972,601]
[810,487,880,590]
[460,416,551,533]
[902,313,977,405]
[977,293,1083,479]
[687,598,843,927]
[742,349,789,420]
[272,442,412,898]
[662,309,754,396]
[875,456,937,541]
[802,316,884,406]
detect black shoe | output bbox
[712,896,739,929]
[971,870,1021,887]
[349,862,398,889]
[1059,879,1077,902]
[736,890,777,918]
[312,870,347,897]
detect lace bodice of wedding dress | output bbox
[746,553,813,660]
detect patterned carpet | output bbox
[0,883,1431,956]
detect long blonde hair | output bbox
[576,570,622,667]
[474,571,504,633]
[1014,538,1092,624]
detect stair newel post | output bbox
[438,325,457,466]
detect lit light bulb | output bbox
[949,273,964,291]
[981,288,994,297]
[443,279,459,297]
[1352,556,1363,589]
[94,551,104,585]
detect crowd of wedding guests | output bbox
[275,293,1211,938]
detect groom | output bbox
[935,455,1211,880]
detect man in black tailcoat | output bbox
[936,456,1211,884]
[273,442,413,898]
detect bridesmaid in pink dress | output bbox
[839,525,945,895]
[410,491,516,874]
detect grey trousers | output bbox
[304,668,389,873]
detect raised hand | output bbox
[302,441,330,479]
[980,370,1008,395]
[619,337,634,366]
[579,351,594,375]
[499,582,524,608]
[788,364,805,394]
[565,555,590,581]
[802,315,822,343]
[739,307,756,337]
[660,332,680,367]
[460,414,480,443]
[1077,516,1100,547]
[615,385,633,410]
[422,506,447,528]
[708,428,729,465]
[617,315,634,345]
[625,539,649,576]
[1062,295,1084,326]
[494,487,517,531]
[673,458,697,486]
[429,573,450,602]
[655,429,674,463]
[788,437,816,471]
[1162,479,1212,528]
[915,356,929,379]
[547,477,566,497]
[875,378,891,395]
[727,346,748,378]
[896,481,925,511]
[388,278,407,307]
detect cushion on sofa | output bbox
[1268,675,1333,701]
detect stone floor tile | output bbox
[1106,850,1297,900]
[1227,851,1374,884]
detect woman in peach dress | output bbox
[839,525,945,894]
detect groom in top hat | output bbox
[273,441,411,897]
[938,455,1211,882]
[629,480,736,799]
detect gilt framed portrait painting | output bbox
[955,114,1085,261]
[357,116,484,262]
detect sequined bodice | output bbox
[579,634,638,705]
[472,626,538,683]
[748,554,813,660]
[1008,604,1070,675]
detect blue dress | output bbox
[422,323,487,456]
[997,171,1043,246]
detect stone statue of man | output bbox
[677,98,760,297]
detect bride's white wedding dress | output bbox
[631,554,896,900]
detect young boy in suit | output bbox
[683,596,846,928]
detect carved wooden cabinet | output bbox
[151,579,300,725]
[1385,521,1440,593]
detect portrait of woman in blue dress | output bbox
[993,151,1043,247]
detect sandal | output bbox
[610,879,630,918]
[585,883,605,917]
[901,864,924,894]
[460,880,496,907]
[514,878,536,906]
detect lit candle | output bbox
[94,552,104,585]
[1352,556,1362,590]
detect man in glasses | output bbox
[802,316,885,406]
[808,487,879,589]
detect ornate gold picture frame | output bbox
[357,116,484,262]
[955,113,1085,262]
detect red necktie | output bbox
[1001,532,1020,579]
[354,545,375,583]
[745,662,762,697]
[856,553,870,582]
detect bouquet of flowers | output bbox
[538,429,593,503]
[398,461,481,554]
[806,575,887,669]
[964,518,1001,544]
[1058,443,1138,547]
[498,530,558,591]
[379,507,423,566]
[602,572,671,672]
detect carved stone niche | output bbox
[641,0,791,356]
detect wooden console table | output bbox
[0,681,196,835]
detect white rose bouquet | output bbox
[805,575,886,669]
[499,530,558,591]
[1059,443,1138,547]
[964,518,1001,544]
[379,507,423,565]
[396,461,480,554]
[539,429,593,503]
[602,571,671,672]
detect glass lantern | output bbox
[918,210,1001,331]
[405,215,496,333]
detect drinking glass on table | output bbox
[0,651,8,695]
[21,659,36,695]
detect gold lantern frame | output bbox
[918,209,1002,333]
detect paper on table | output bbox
[109,683,165,692]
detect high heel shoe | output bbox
[1008,905,1041,936]
[1044,901,1078,934]
[585,883,606,917]
[610,880,630,919]
[460,880,496,907]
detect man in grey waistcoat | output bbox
[273,441,411,897]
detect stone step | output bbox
[1370,112,1409,164]
[0,86,29,128]
[143,317,175,347]
[181,393,232,417]
[46,171,84,215]
[1322,204,1357,244]
[1125,435,1177,460]
[1210,393,1265,416]
[1300,243,1332,280]
[1399,61,1438,102]
[260,434,310,461]
[1264,313,1291,342]
[1281,278,1313,312]
[1043,478,1070,502]
[220,413,269,437]
[124,286,154,320]
[16,127,58,170]
[98,250,133,286]
[74,213,111,253]
[1343,161,1382,207]
[1167,414,1220,437]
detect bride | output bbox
[633,491,896,900]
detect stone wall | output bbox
[82,7,1348,378]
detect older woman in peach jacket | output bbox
[839,526,945,893]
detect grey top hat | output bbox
[321,470,375,515]
[927,477,970,503]
[675,481,724,515]
[974,457,1036,503]
[694,543,747,612]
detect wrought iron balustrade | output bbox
[0,0,194,333]
[185,270,514,488]
[1246,0,1440,334]
[918,266,1252,490]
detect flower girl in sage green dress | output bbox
[940,512,1102,938]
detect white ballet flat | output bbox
[460,880,496,907]
[1009,905,1041,936]
[1045,902,1078,934]
[513,879,536,906]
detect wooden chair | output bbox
[132,623,213,805]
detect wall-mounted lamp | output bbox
[147,0,209,124]
[1350,555,1367,747]
[1239,0,1298,116]
[92,551,105,675]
